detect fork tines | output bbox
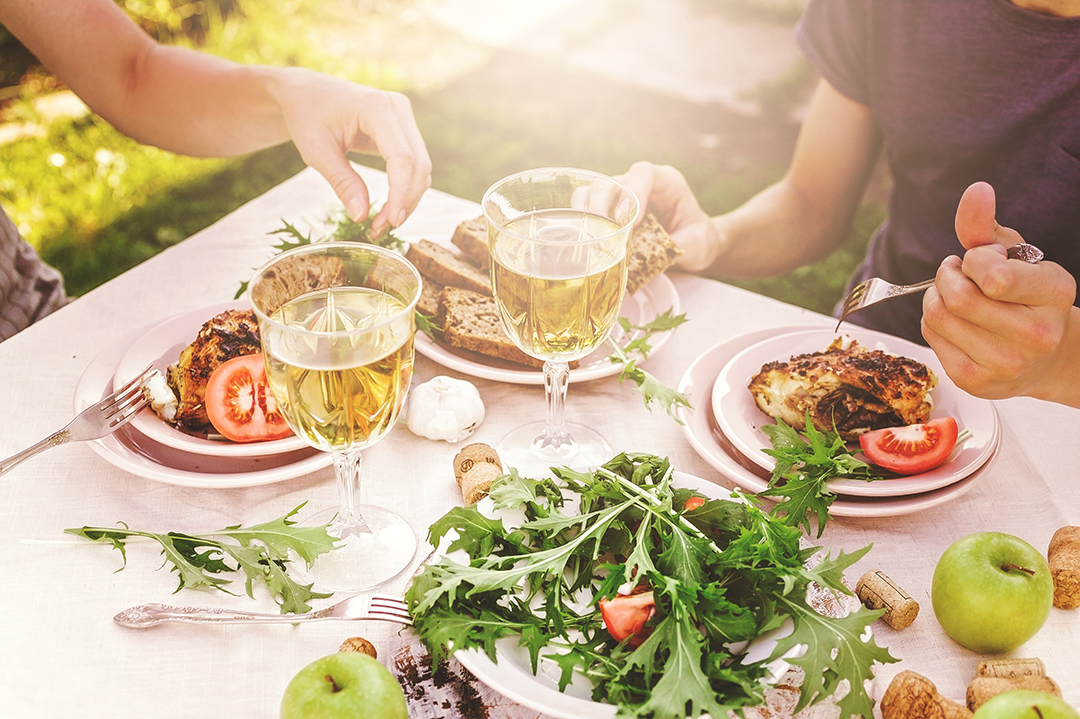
[369,594,412,625]
[101,367,158,426]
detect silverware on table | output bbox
[835,242,1045,331]
[0,367,157,477]
[113,593,412,628]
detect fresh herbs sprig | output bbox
[607,310,691,421]
[234,209,403,299]
[406,453,896,719]
[66,504,337,614]
[759,416,885,537]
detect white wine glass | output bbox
[482,167,639,472]
[248,242,420,592]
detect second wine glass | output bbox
[482,167,639,472]
[248,242,420,592]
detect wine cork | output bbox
[1048,526,1080,609]
[460,462,500,505]
[856,570,920,629]
[966,676,1061,712]
[976,657,1046,679]
[339,636,377,658]
[453,443,502,488]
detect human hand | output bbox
[922,181,1078,402]
[276,69,431,236]
[616,162,720,272]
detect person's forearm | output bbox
[705,177,856,279]
[2,0,295,158]
[106,47,299,158]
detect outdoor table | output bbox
[2,165,1077,718]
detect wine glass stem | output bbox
[331,449,373,540]
[536,360,573,453]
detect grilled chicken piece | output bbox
[748,338,936,441]
[166,309,262,432]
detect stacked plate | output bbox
[72,301,331,488]
[678,326,1001,517]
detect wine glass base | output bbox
[293,505,417,593]
[497,421,613,475]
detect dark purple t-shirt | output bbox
[796,0,1080,344]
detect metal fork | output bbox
[113,593,412,628]
[0,367,157,477]
[835,243,1045,331]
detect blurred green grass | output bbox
[0,0,883,313]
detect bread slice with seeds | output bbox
[405,239,491,296]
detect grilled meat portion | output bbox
[166,309,262,432]
[748,338,936,441]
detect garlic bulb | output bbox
[406,376,485,443]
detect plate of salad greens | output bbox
[405,454,895,719]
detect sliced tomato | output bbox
[858,417,959,475]
[205,354,293,443]
[684,496,706,512]
[599,591,655,645]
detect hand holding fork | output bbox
[835,243,1044,331]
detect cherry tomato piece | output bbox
[684,496,706,511]
[858,417,959,475]
[599,591,655,645]
[204,354,293,443]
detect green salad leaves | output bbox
[67,504,336,614]
[406,454,896,719]
[759,416,885,537]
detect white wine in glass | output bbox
[483,168,639,471]
[250,243,420,592]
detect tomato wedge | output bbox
[684,496,706,512]
[858,417,959,475]
[205,354,293,443]
[599,591,655,645]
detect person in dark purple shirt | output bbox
[621,0,1080,409]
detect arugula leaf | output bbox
[759,415,885,537]
[66,504,336,613]
[406,453,897,719]
[607,310,692,421]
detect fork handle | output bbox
[114,602,323,628]
[899,278,936,293]
[0,429,71,477]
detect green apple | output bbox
[931,531,1053,653]
[280,652,408,719]
[974,690,1080,719]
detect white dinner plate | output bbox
[453,471,865,719]
[677,329,998,516]
[112,300,308,457]
[415,274,680,385]
[75,324,332,488]
[711,328,1000,498]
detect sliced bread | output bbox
[450,216,490,270]
[440,287,546,369]
[416,276,445,321]
[406,239,492,296]
[626,214,683,295]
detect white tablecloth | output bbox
[2,166,1078,718]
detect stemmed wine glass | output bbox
[482,168,639,471]
[248,242,420,592]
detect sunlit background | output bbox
[0,0,883,314]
